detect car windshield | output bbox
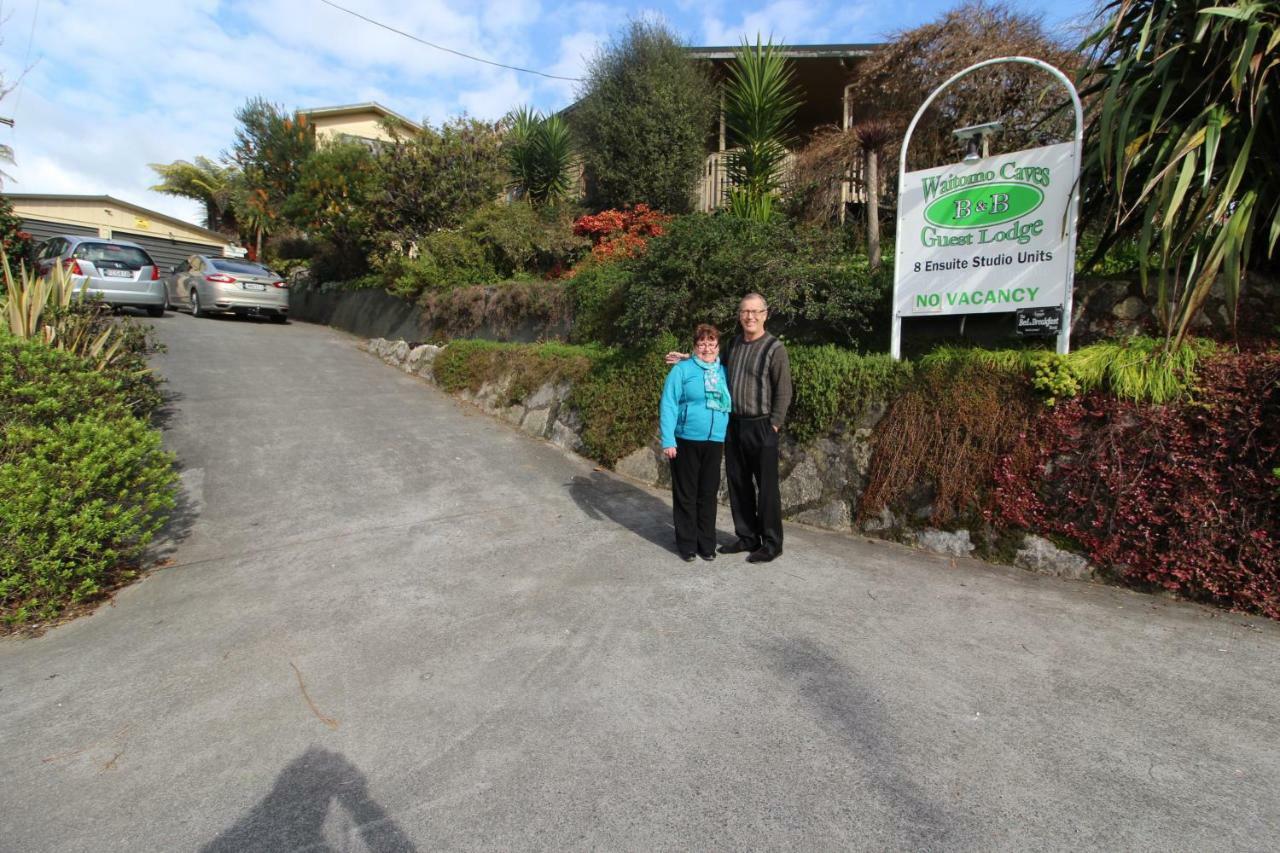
[73,243,152,267]
[211,259,274,276]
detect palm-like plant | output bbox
[853,120,894,270]
[1079,0,1279,349]
[234,187,275,261]
[723,36,800,219]
[149,156,240,234]
[505,107,576,205]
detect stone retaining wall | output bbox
[290,284,569,343]
[364,336,1097,582]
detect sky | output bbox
[0,0,1098,227]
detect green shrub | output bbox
[787,346,912,443]
[570,335,677,466]
[381,232,498,301]
[463,202,588,278]
[920,337,1214,406]
[431,339,597,405]
[565,260,631,344]
[421,280,570,340]
[0,334,152,423]
[1,339,176,625]
[616,214,890,348]
[572,21,717,213]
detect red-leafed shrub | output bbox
[572,204,671,263]
[993,352,1280,617]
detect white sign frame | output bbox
[890,56,1084,358]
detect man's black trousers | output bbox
[669,438,724,558]
[724,415,783,556]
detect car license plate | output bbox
[102,269,132,278]
[244,282,267,291]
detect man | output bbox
[668,293,792,563]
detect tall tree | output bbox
[284,140,378,279]
[847,2,1078,186]
[366,116,506,248]
[572,20,717,213]
[148,156,240,235]
[226,97,315,231]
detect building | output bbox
[296,102,423,148]
[687,43,881,212]
[9,194,241,271]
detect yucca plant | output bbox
[505,107,576,205]
[1079,0,1279,350]
[723,36,800,218]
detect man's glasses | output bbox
[739,309,767,318]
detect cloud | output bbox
[700,0,873,46]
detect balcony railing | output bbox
[695,150,872,214]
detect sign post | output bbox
[890,57,1083,359]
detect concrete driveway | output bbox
[2,312,1278,852]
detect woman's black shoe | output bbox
[681,553,697,562]
[698,551,716,562]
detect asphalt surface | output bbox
[2,311,1278,852]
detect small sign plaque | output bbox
[1016,306,1062,336]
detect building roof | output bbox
[297,102,422,132]
[6,193,230,243]
[685,43,881,60]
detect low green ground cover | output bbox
[1,335,176,627]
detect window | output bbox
[211,259,273,276]
[72,243,153,268]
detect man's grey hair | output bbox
[740,292,768,310]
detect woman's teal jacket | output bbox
[660,356,731,447]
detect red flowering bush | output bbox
[993,352,1280,617]
[572,204,670,263]
[0,194,32,275]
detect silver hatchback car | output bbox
[166,255,289,322]
[33,235,167,316]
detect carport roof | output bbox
[6,193,230,243]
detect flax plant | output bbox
[1,250,127,371]
[1079,0,1279,350]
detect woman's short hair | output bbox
[694,323,720,343]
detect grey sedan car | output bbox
[166,255,289,322]
[33,235,167,316]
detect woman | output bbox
[660,324,732,562]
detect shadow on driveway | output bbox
[200,747,417,852]
[568,471,682,555]
[766,637,968,847]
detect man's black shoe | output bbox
[681,553,697,563]
[718,538,758,555]
[746,549,779,563]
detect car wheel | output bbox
[146,304,165,318]
[190,290,202,317]
[270,314,288,324]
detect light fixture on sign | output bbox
[953,121,1003,163]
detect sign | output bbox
[895,141,1075,319]
[1016,306,1062,337]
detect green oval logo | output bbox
[924,183,1044,229]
